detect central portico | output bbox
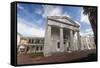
[44,16,81,56]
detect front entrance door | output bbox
[56,40,60,52]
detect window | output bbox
[36,46,39,50]
[57,42,60,48]
[35,39,40,43]
[40,46,42,50]
[64,42,66,44]
[41,40,44,44]
[28,39,31,43]
[32,39,34,43]
[32,46,34,48]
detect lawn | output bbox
[31,52,44,58]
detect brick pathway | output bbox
[17,49,96,65]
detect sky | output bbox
[17,3,93,37]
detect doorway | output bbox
[56,40,60,52]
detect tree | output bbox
[83,7,97,45]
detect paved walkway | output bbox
[17,49,96,65]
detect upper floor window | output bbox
[28,39,31,43]
[32,39,34,43]
[36,46,39,50]
[35,39,40,43]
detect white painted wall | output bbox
[81,36,96,50]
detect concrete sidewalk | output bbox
[17,49,96,65]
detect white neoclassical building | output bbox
[17,16,96,56]
[44,16,81,56]
[81,35,96,50]
[17,36,44,54]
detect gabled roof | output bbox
[47,16,80,27]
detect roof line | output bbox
[48,18,79,27]
[48,16,80,27]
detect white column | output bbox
[60,28,64,52]
[74,32,78,51]
[44,25,51,56]
[77,31,81,50]
[48,25,51,54]
[70,30,74,51]
[29,46,32,53]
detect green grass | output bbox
[31,52,44,57]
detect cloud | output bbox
[80,8,93,37]
[42,5,70,18]
[18,18,45,37]
[80,28,93,36]
[42,5,62,17]
[85,28,92,32]
[34,9,43,15]
[17,4,24,10]
[80,8,90,24]
[62,12,71,18]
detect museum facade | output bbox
[17,16,96,56]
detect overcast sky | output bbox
[17,3,93,37]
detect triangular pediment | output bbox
[48,16,79,27]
